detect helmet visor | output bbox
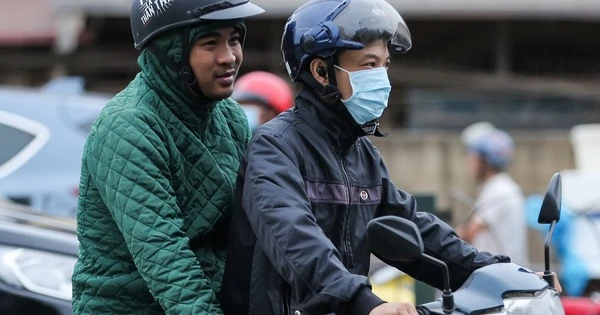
[198,0,264,20]
[332,0,411,53]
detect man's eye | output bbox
[201,40,217,46]
[230,36,241,44]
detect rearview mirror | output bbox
[367,216,424,262]
[538,173,562,224]
[538,172,562,289]
[368,216,456,311]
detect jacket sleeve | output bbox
[375,160,510,291]
[241,132,384,315]
[86,109,223,315]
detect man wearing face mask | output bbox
[220,0,509,314]
[232,71,295,130]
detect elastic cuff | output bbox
[347,286,385,315]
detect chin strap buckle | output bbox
[361,121,378,135]
[362,121,389,137]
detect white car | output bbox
[0,200,77,315]
[0,77,108,217]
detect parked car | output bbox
[0,77,108,216]
[0,200,77,315]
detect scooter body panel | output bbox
[420,263,549,314]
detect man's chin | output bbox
[208,88,234,101]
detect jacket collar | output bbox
[295,88,367,153]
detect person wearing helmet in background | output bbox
[71,0,264,314]
[457,122,530,267]
[233,71,294,130]
[219,1,509,314]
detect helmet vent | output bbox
[195,0,248,18]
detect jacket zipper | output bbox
[197,107,212,136]
[339,155,354,267]
[282,282,291,315]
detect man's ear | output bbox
[309,58,328,85]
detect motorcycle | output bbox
[367,173,565,315]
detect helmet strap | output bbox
[325,57,338,87]
[299,71,342,104]
[178,28,207,98]
[298,56,342,105]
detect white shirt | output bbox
[471,173,529,267]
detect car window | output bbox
[0,111,49,180]
[0,124,34,164]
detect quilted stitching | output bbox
[72,74,249,315]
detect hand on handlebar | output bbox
[415,306,429,315]
[369,302,418,315]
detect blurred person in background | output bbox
[220,1,510,314]
[71,0,263,314]
[232,70,294,130]
[457,122,530,267]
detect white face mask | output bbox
[335,65,392,125]
[241,105,261,131]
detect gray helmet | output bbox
[131,0,265,50]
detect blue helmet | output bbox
[468,129,515,170]
[281,0,412,82]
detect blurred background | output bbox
[2,0,599,205]
[1,0,600,314]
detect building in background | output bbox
[0,0,596,212]
[1,0,600,131]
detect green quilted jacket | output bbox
[72,24,249,315]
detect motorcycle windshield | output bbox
[453,263,548,314]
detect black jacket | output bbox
[219,88,508,315]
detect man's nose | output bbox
[216,44,236,65]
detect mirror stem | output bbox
[423,254,455,314]
[543,220,556,289]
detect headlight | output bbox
[503,289,565,315]
[0,245,76,300]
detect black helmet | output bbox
[131,0,265,50]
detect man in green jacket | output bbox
[71,1,263,314]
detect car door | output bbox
[0,89,106,216]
